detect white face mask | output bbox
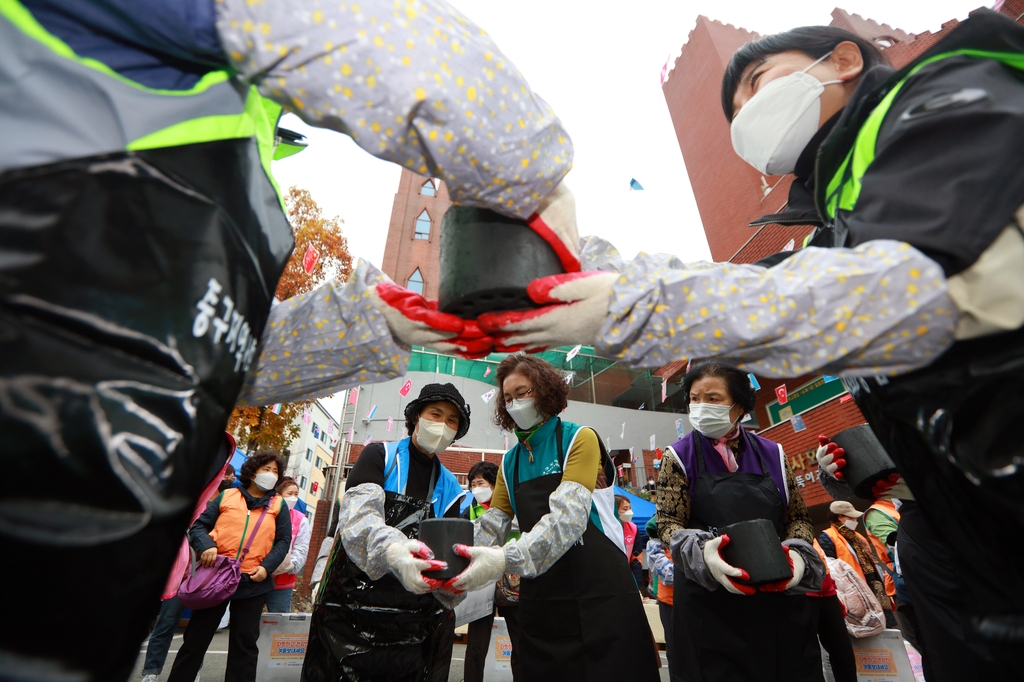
[253,472,278,492]
[415,417,457,454]
[283,496,299,509]
[620,510,634,524]
[731,51,842,175]
[471,486,493,504]
[506,397,543,431]
[843,518,859,532]
[688,402,740,440]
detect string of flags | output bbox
[629,178,644,191]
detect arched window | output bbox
[408,268,424,294]
[414,210,431,239]
[420,179,435,196]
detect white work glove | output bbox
[872,474,915,501]
[526,181,581,273]
[385,540,447,595]
[702,535,755,596]
[477,271,617,353]
[444,544,506,594]
[369,281,494,358]
[816,435,847,480]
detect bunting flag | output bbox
[348,388,360,405]
[269,403,282,414]
[676,418,684,438]
[629,446,635,457]
[660,59,670,85]
[387,416,394,432]
[783,238,796,252]
[650,434,657,450]
[629,178,645,191]
[348,428,354,442]
[302,407,312,425]
[366,404,378,420]
[364,434,372,445]
[775,384,789,405]
[566,344,582,362]
[661,378,668,404]
[484,366,492,378]
[399,379,413,397]
[823,375,839,382]
[327,422,335,434]
[481,389,496,404]
[791,415,807,433]
[503,435,509,450]
[748,374,761,390]
[620,423,626,439]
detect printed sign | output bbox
[855,649,898,677]
[302,245,319,274]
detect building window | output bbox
[306,448,313,461]
[320,430,327,444]
[315,456,323,469]
[414,210,431,239]
[299,475,308,490]
[407,268,424,294]
[420,179,435,196]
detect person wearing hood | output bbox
[447,354,660,682]
[462,461,523,682]
[301,383,469,682]
[657,361,824,682]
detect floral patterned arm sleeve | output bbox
[336,483,409,580]
[216,0,572,218]
[236,259,409,406]
[656,450,690,546]
[597,240,957,378]
[782,458,814,544]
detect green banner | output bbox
[767,376,846,425]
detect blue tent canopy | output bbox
[613,485,655,531]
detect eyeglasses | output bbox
[503,387,533,409]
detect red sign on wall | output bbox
[302,244,320,274]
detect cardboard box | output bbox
[850,629,916,682]
[256,613,312,682]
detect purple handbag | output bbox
[178,502,272,610]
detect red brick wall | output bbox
[381,169,451,299]
[757,396,866,508]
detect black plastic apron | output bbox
[511,420,660,682]
[302,457,456,682]
[844,323,1024,641]
[672,432,823,682]
[0,141,293,681]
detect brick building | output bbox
[380,168,450,298]
[661,4,1024,517]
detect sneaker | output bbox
[141,676,158,682]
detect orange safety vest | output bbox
[822,526,867,584]
[209,488,283,573]
[656,556,674,607]
[866,500,901,598]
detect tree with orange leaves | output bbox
[228,186,353,454]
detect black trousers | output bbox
[658,601,673,669]
[810,595,856,682]
[167,593,267,682]
[898,503,1022,682]
[464,604,521,682]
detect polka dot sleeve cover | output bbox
[216,0,573,219]
[595,239,958,378]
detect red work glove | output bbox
[871,473,914,501]
[526,181,581,273]
[815,435,847,480]
[477,271,617,353]
[371,282,494,358]
[757,545,804,592]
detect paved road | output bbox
[132,628,671,681]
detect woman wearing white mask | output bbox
[461,461,523,682]
[266,477,312,613]
[169,451,290,682]
[449,354,660,682]
[656,361,823,682]
[302,383,468,682]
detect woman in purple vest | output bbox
[656,361,825,682]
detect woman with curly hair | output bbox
[168,450,290,682]
[446,354,659,682]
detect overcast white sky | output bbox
[275,0,983,421]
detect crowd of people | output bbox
[4,0,1023,681]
